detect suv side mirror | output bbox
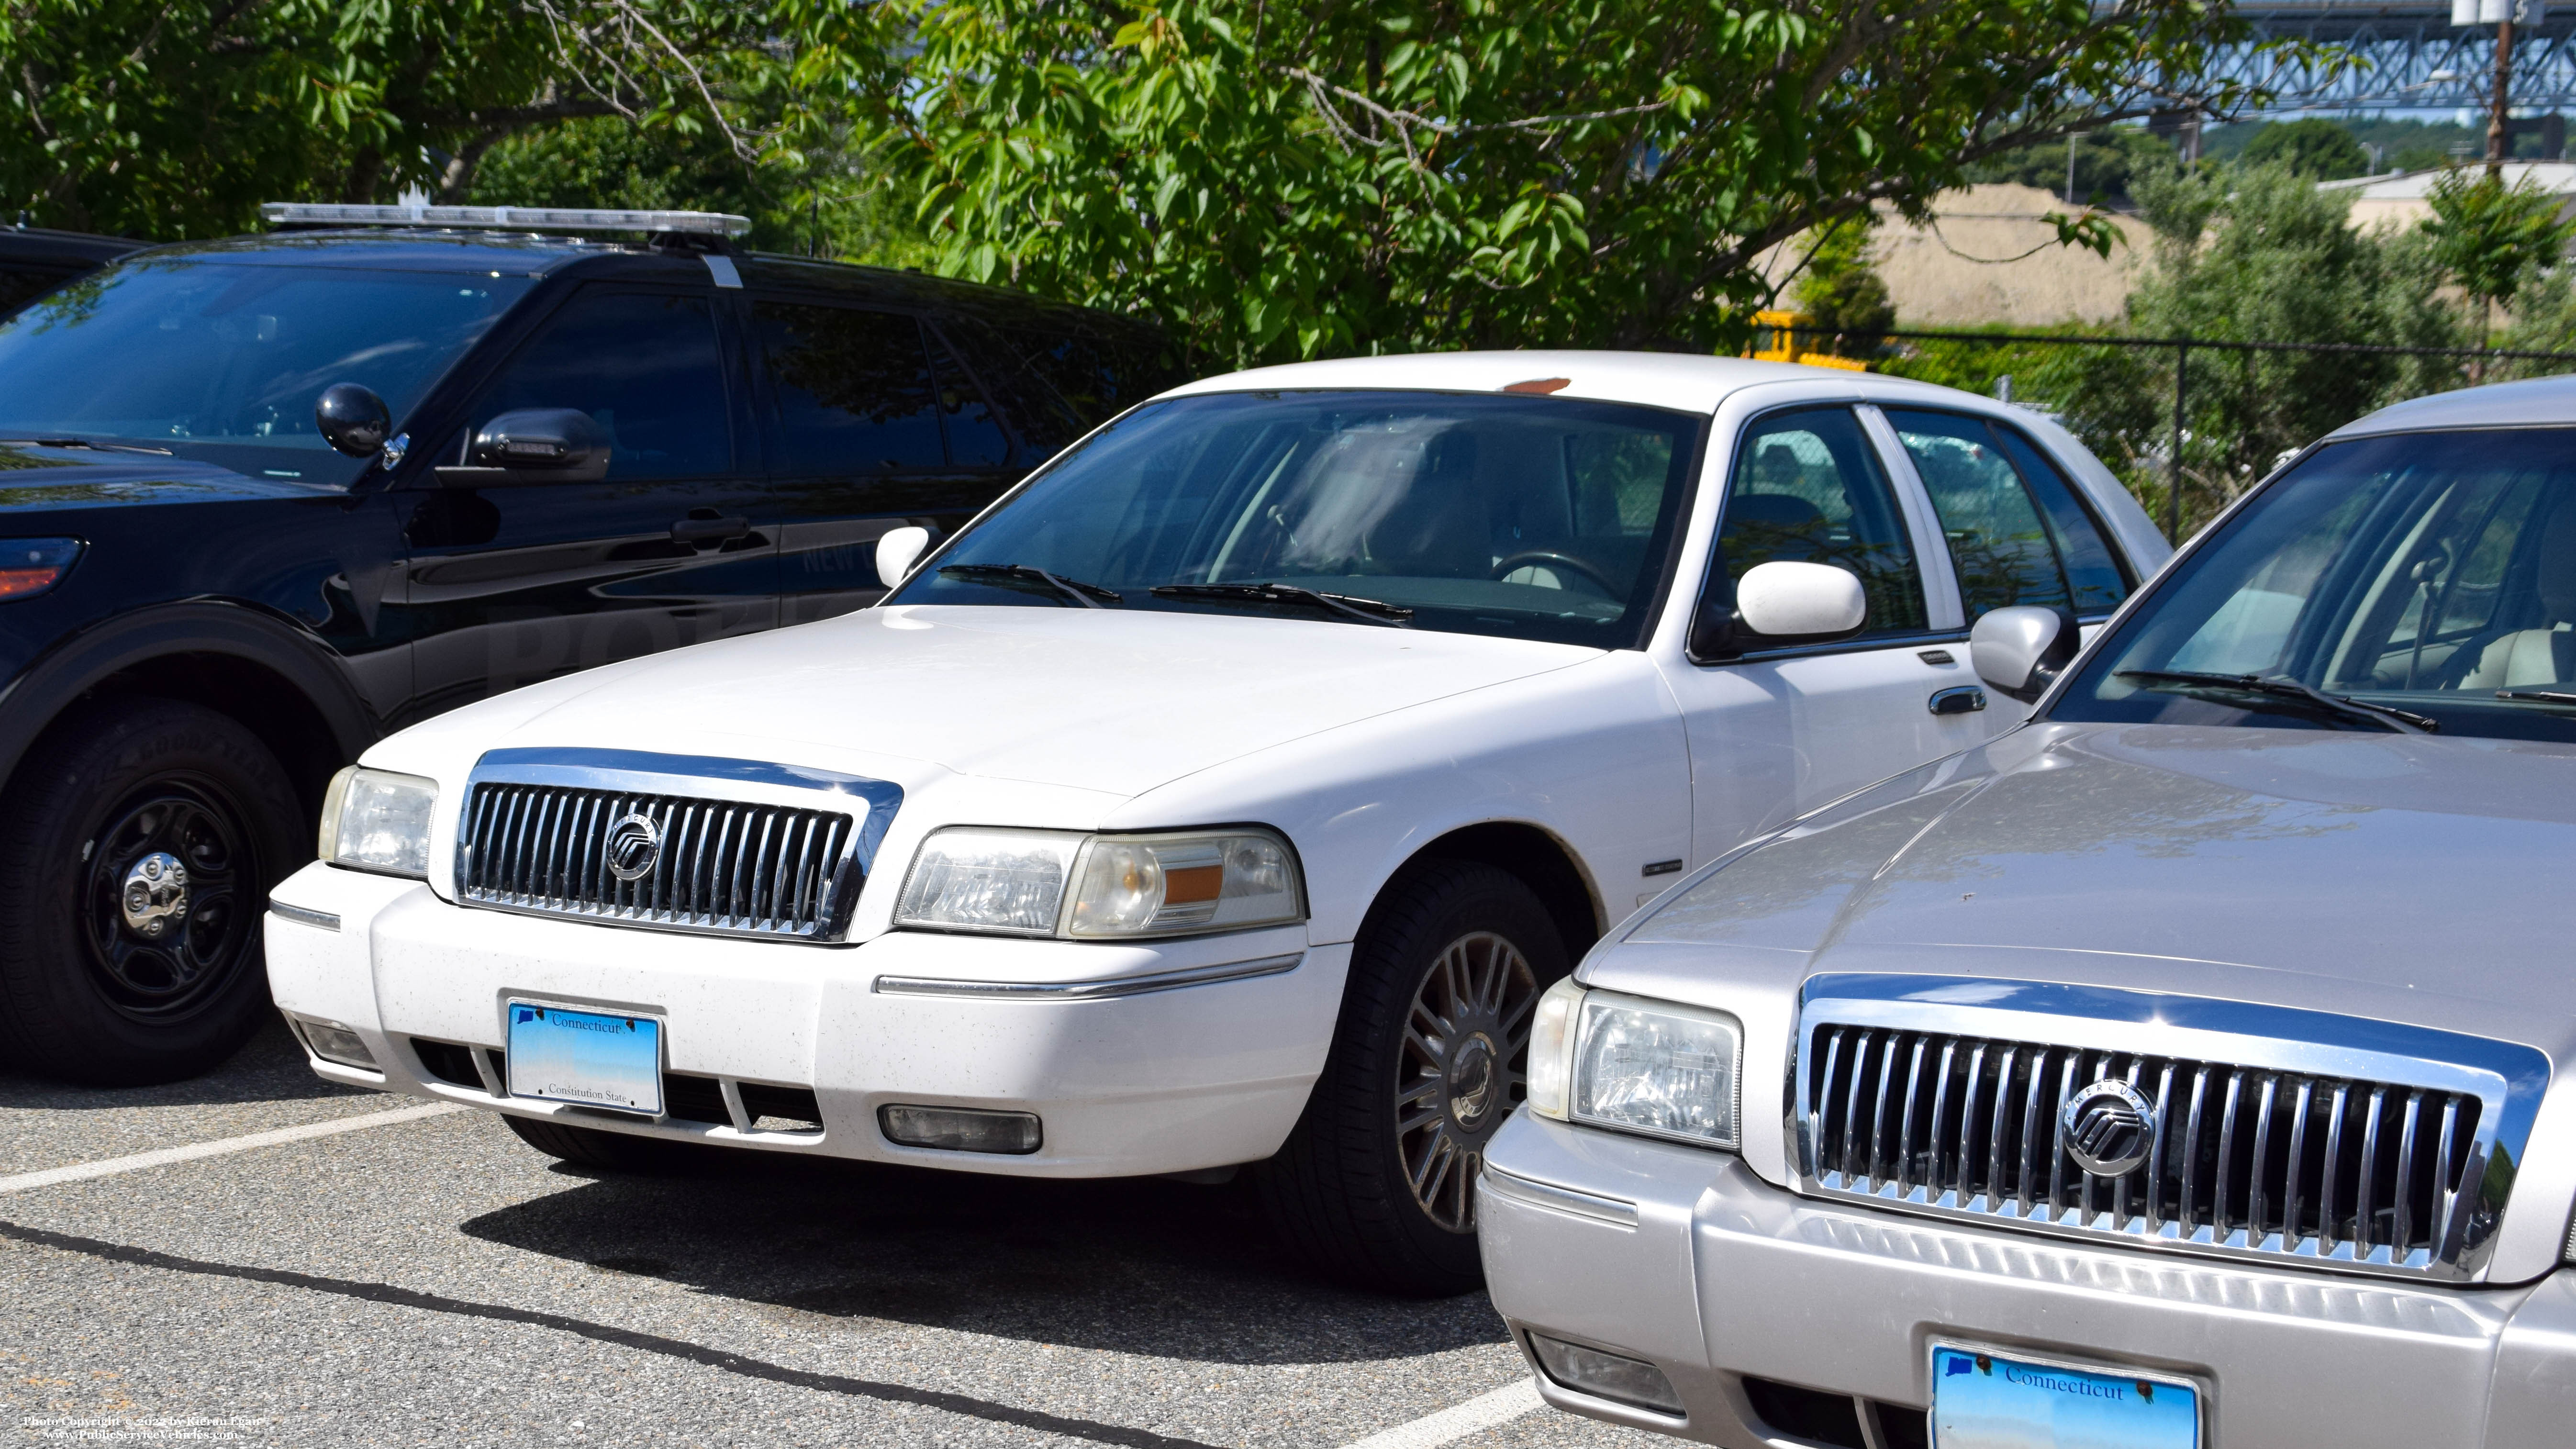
[438,410,609,486]
[315,383,391,459]
[1690,561,1868,660]
[875,525,932,588]
[1971,605,2080,703]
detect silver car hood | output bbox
[1625,720,2576,1017]
[1602,721,2576,1279]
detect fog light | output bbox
[878,1103,1042,1154]
[295,1018,378,1070]
[1528,1333,1684,1415]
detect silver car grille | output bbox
[454,749,903,941]
[1791,977,2543,1282]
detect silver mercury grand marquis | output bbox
[1477,375,2576,1449]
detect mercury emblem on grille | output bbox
[606,813,663,882]
[2061,1079,2157,1176]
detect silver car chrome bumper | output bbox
[1478,1111,2576,1449]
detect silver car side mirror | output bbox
[1972,605,2080,704]
[876,525,932,589]
[1686,560,1869,662]
[1736,561,1867,638]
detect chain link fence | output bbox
[1876,329,2576,542]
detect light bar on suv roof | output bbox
[259,202,751,237]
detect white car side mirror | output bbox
[1971,605,2080,704]
[875,525,932,589]
[1735,561,1868,638]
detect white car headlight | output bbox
[1551,989,1740,1150]
[318,765,438,879]
[894,825,1304,939]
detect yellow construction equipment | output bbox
[1743,309,1870,372]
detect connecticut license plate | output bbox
[504,1001,663,1115]
[1932,1345,2199,1449]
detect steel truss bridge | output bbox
[2207,2,2576,111]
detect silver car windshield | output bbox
[887,390,1705,649]
[2054,426,2576,742]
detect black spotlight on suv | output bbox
[0,201,1178,1084]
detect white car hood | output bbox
[444,604,1599,799]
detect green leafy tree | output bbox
[2122,162,2456,522]
[2424,167,2576,360]
[1793,216,1894,352]
[2238,117,2369,179]
[0,1,862,240]
[873,0,2278,368]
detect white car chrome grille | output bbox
[1791,976,2545,1282]
[454,748,902,941]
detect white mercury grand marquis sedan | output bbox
[263,350,2167,1293]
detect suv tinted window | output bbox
[472,289,729,480]
[757,302,944,474]
[1886,409,2126,618]
[928,329,1009,467]
[1715,407,1926,635]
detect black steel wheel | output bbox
[80,780,257,1018]
[1254,858,1568,1296]
[0,699,302,1084]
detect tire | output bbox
[1253,858,1571,1296]
[501,1112,718,1172]
[0,699,304,1085]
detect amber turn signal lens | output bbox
[0,538,80,600]
[1162,864,1223,905]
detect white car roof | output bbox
[1154,349,2032,417]
[2330,372,2576,438]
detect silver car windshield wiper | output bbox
[2496,689,2576,709]
[1150,582,1415,627]
[2117,669,2438,734]
[937,563,1122,607]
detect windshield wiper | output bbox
[938,563,1122,607]
[2496,689,2576,709]
[2117,669,2438,734]
[0,436,173,456]
[1150,582,1415,627]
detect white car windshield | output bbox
[2055,426,2576,742]
[889,389,1705,648]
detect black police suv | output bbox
[0,209,1177,1085]
[0,222,145,315]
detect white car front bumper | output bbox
[263,860,1343,1177]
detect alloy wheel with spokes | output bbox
[1395,929,1539,1233]
[1251,857,1570,1295]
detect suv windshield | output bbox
[0,258,534,483]
[2054,427,2576,742]
[888,390,1704,648]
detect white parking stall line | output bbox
[0,1101,468,1196]
[1341,1378,1546,1449]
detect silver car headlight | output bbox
[894,826,1303,939]
[318,765,438,879]
[1530,984,1741,1150]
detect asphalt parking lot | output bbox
[0,1021,1661,1449]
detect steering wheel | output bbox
[1490,550,1619,596]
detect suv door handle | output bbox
[670,515,751,546]
[1929,685,1987,715]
